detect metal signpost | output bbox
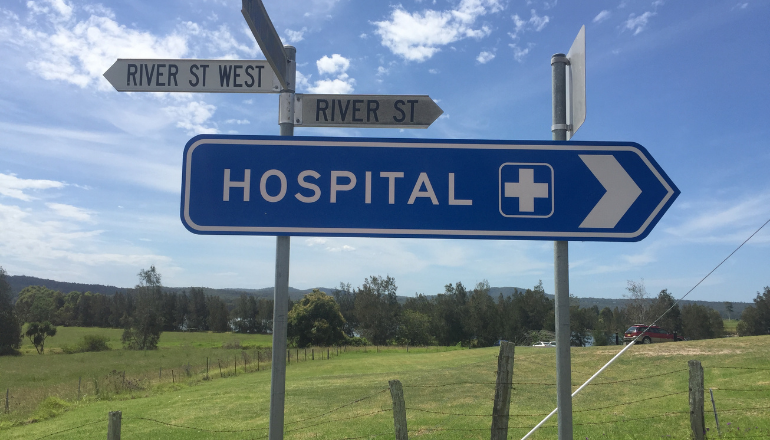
[552,26,586,440]
[294,94,443,128]
[180,135,677,241]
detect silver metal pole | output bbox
[269,45,296,440]
[551,52,573,440]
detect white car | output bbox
[532,341,557,347]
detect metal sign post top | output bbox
[241,0,289,90]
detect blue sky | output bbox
[0,0,768,303]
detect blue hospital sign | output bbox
[180,135,679,242]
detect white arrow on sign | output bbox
[103,59,281,93]
[579,155,642,229]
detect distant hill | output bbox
[6,274,752,318]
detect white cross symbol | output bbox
[504,168,549,212]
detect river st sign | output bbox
[294,94,443,128]
[180,135,679,242]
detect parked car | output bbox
[532,341,557,347]
[623,325,682,344]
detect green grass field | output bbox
[1,329,769,439]
[724,319,739,335]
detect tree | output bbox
[396,309,434,346]
[736,287,770,336]
[354,275,400,345]
[682,304,724,340]
[649,289,682,335]
[232,294,259,333]
[464,281,498,346]
[25,321,57,354]
[725,302,734,320]
[0,267,23,355]
[624,279,651,324]
[122,266,163,350]
[206,295,230,332]
[288,289,347,347]
[15,286,63,324]
[332,283,357,337]
[187,287,208,331]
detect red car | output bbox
[623,325,682,344]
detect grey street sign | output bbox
[103,59,281,93]
[241,0,288,90]
[566,25,586,140]
[294,94,444,128]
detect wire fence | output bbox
[17,351,770,440]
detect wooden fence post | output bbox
[234,355,237,375]
[4,388,9,414]
[172,370,175,384]
[689,360,705,440]
[312,348,314,360]
[491,341,515,440]
[206,357,209,379]
[218,359,223,378]
[108,410,122,440]
[327,348,330,359]
[78,377,81,400]
[389,380,408,440]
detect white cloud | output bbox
[509,42,533,62]
[300,54,355,94]
[528,10,550,31]
[476,50,495,64]
[0,173,66,201]
[593,10,611,24]
[0,203,170,269]
[283,27,307,44]
[317,54,350,75]
[1,2,261,91]
[162,101,218,134]
[510,9,550,39]
[373,0,503,62]
[308,78,355,94]
[665,194,770,244]
[624,11,656,35]
[47,202,93,222]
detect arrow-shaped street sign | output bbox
[180,135,679,241]
[294,94,444,129]
[241,0,288,90]
[103,59,281,93]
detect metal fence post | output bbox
[389,380,408,440]
[689,360,705,440]
[491,341,514,440]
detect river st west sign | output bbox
[103,59,281,93]
[180,135,679,242]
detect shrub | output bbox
[345,336,370,346]
[62,334,111,354]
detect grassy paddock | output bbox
[0,327,273,417]
[1,335,769,439]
